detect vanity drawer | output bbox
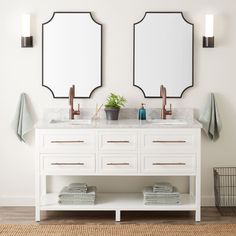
[41,154,95,173]
[40,131,96,153]
[141,154,196,174]
[98,154,138,173]
[141,130,196,153]
[98,131,138,152]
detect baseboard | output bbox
[201,196,215,206]
[0,196,34,206]
[0,195,215,207]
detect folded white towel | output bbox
[68,183,87,188]
[143,186,179,196]
[59,186,96,198]
[58,200,95,205]
[153,182,173,193]
[67,183,88,193]
[143,186,180,205]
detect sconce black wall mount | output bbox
[21,36,33,48]
[203,36,214,48]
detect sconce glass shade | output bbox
[21,14,33,48]
[205,14,214,37]
[22,14,31,36]
[203,14,214,48]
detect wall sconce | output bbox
[21,14,33,48]
[203,14,214,48]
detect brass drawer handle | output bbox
[106,163,130,166]
[152,162,186,166]
[152,140,186,143]
[51,162,85,166]
[51,140,85,144]
[107,141,130,143]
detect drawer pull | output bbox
[107,141,130,143]
[51,140,85,144]
[152,140,186,143]
[106,163,130,166]
[51,162,85,166]
[152,162,186,166]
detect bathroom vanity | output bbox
[35,118,201,222]
[38,11,198,222]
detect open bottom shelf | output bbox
[40,193,196,211]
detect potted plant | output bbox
[104,93,126,120]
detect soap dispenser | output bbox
[138,103,146,120]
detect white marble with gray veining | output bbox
[42,108,194,121]
[36,108,201,129]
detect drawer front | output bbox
[40,132,95,153]
[141,131,196,153]
[99,154,138,173]
[98,132,138,152]
[141,154,196,174]
[42,154,95,173]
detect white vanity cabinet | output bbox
[35,124,201,222]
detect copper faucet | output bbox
[69,85,80,119]
[160,85,172,119]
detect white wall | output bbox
[0,0,235,206]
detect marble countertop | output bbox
[35,118,202,129]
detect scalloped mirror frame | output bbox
[133,12,194,98]
[42,12,102,98]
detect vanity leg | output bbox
[195,129,201,222]
[195,174,201,221]
[41,176,47,195]
[35,207,40,222]
[35,134,41,222]
[115,210,121,222]
[35,180,41,222]
[189,176,195,197]
[195,209,201,222]
[35,163,41,221]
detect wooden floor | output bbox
[0,207,236,224]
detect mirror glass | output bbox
[42,12,102,98]
[134,12,193,98]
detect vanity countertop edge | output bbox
[35,119,202,129]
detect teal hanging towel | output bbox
[12,93,35,142]
[199,93,222,141]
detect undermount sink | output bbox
[50,119,92,125]
[147,119,187,125]
[49,119,188,126]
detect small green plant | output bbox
[105,93,126,109]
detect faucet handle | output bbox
[73,103,80,116]
[168,104,172,116]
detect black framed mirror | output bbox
[133,12,194,98]
[42,12,102,98]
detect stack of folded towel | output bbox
[143,183,180,205]
[153,182,173,193]
[58,183,96,205]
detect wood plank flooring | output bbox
[0,207,236,224]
